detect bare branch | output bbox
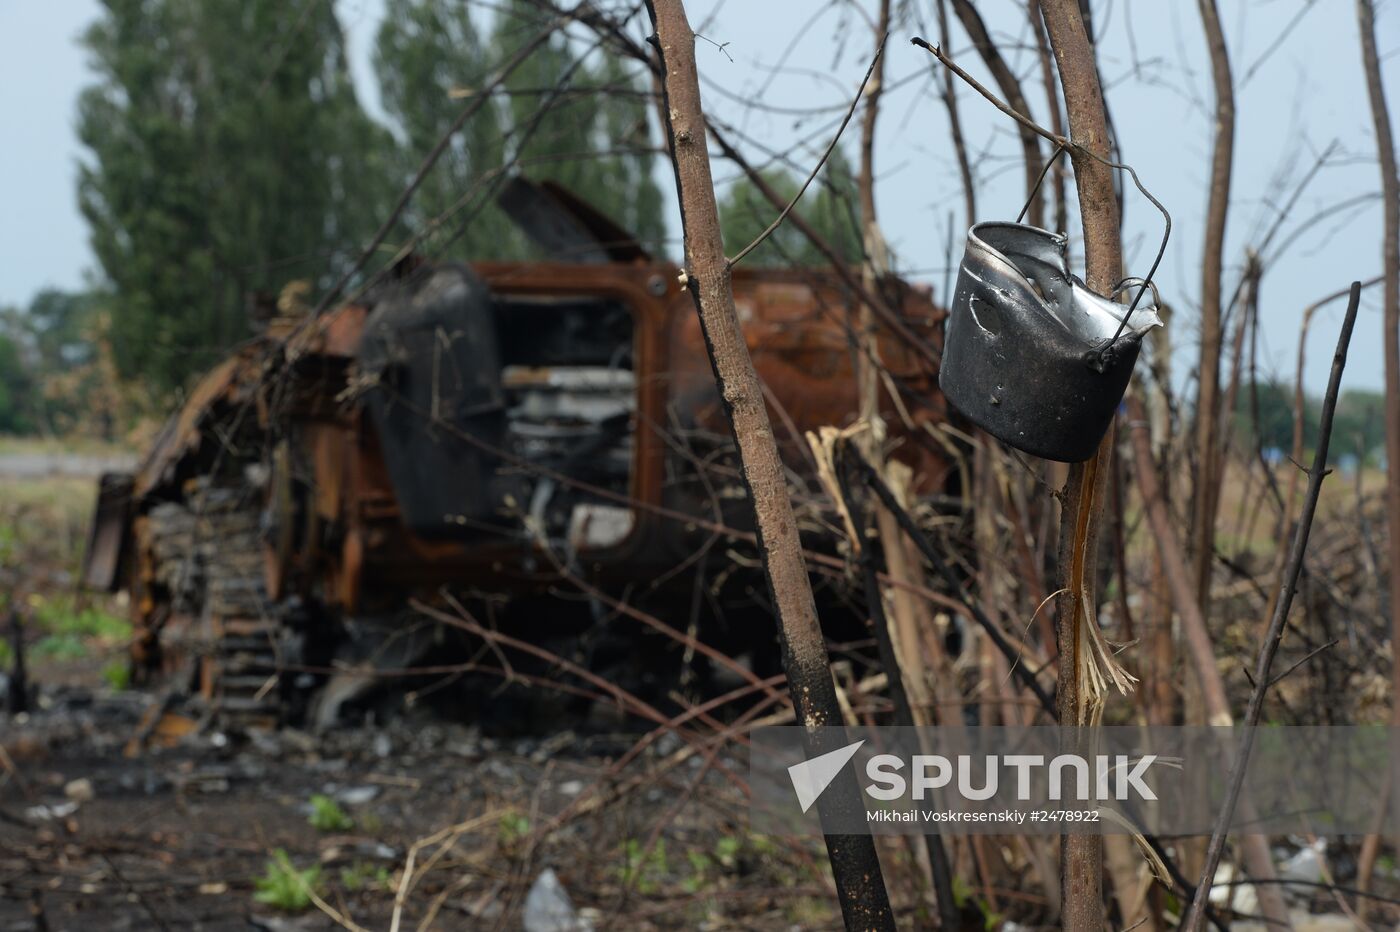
[645,2,896,925]
[1185,282,1363,929]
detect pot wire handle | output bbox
[1013,143,1172,368]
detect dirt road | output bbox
[0,451,136,481]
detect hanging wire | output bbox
[1097,156,1171,360]
[1016,143,1066,225]
[1006,140,1171,371]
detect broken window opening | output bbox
[492,295,637,552]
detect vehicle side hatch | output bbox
[357,264,507,539]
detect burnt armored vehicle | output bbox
[84,180,953,726]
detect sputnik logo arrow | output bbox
[787,740,865,813]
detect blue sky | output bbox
[1,0,1395,393]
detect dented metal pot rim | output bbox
[962,221,1162,354]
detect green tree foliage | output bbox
[1234,380,1303,454]
[1234,381,1388,465]
[0,291,135,439]
[26,290,96,374]
[21,290,98,436]
[489,0,666,256]
[76,0,668,400]
[374,0,520,259]
[374,1,666,262]
[0,310,37,435]
[717,147,862,268]
[77,0,396,394]
[1332,389,1388,463]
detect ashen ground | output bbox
[0,682,834,931]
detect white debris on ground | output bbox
[523,867,595,932]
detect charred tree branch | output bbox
[645,3,895,927]
[1346,0,1398,909]
[1184,282,1362,929]
[836,452,960,931]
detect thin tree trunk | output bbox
[1182,0,1240,907]
[1029,0,1069,236]
[857,0,889,262]
[1257,283,1327,642]
[934,0,977,224]
[855,0,933,723]
[1190,0,1235,616]
[1145,309,1176,727]
[1035,2,1121,927]
[1355,0,1400,911]
[1217,255,1260,469]
[950,0,1044,226]
[1357,0,1400,721]
[644,3,894,927]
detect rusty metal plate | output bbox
[82,472,135,591]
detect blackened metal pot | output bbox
[939,222,1161,463]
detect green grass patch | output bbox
[0,474,100,575]
[497,810,531,848]
[339,861,392,894]
[29,593,130,639]
[617,838,668,895]
[307,794,354,833]
[19,593,131,661]
[254,849,321,912]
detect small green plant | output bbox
[102,660,130,691]
[32,635,88,661]
[339,861,392,893]
[712,835,741,868]
[952,874,971,909]
[681,834,749,893]
[307,794,354,832]
[950,874,999,929]
[32,595,130,640]
[617,838,668,894]
[497,810,531,847]
[749,834,776,857]
[21,595,132,662]
[254,849,321,912]
[683,850,711,894]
